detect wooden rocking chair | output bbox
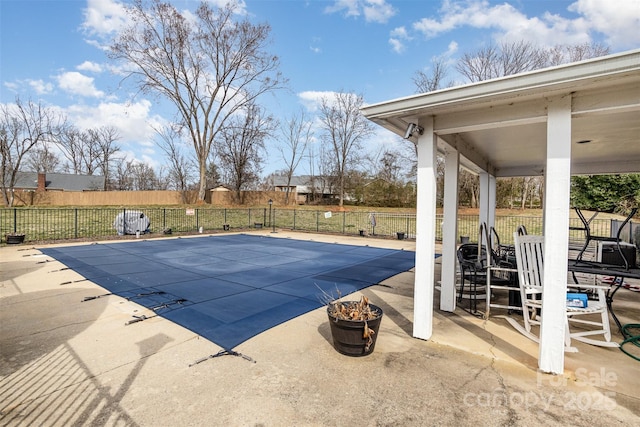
[503,233,618,352]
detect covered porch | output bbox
[361,49,640,374]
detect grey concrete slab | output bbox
[1,231,639,426]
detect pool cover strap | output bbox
[189,349,256,367]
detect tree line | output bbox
[2,0,638,212]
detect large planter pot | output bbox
[327,303,383,357]
[6,234,25,244]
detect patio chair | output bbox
[457,223,512,317]
[503,233,618,351]
[485,225,519,319]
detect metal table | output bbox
[568,259,640,334]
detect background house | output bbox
[272,175,337,204]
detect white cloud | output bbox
[325,0,396,23]
[325,0,360,18]
[389,26,411,54]
[389,38,405,54]
[363,0,396,23]
[568,0,640,49]
[445,40,459,56]
[56,72,104,98]
[65,99,166,165]
[411,0,640,50]
[390,26,409,39]
[81,0,130,36]
[205,0,248,15]
[77,61,103,73]
[298,90,340,112]
[2,79,54,96]
[27,79,54,95]
[3,82,19,93]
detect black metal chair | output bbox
[457,243,488,316]
[484,225,520,318]
[457,234,514,317]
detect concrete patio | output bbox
[1,231,639,426]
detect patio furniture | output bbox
[568,259,640,334]
[457,224,513,317]
[573,207,637,270]
[485,225,519,319]
[504,233,618,351]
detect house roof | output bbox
[14,172,105,191]
[361,49,640,177]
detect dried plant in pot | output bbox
[326,295,383,357]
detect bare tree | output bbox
[547,42,609,66]
[217,103,274,201]
[112,159,134,190]
[318,91,374,206]
[155,124,196,199]
[456,40,547,82]
[413,58,451,93]
[1,97,62,206]
[109,0,285,201]
[25,144,61,173]
[112,159,161,190]
[56,125,85,174]
[129,162,159,190]
[86,126,121,190]
[277,108,312,204]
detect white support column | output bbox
[479,172,490,228]
[413,116,438,340]
[440,145,460,312]
[539,94,572,375]
[478,172,496,243]
[488,175,496,229]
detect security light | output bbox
[404,123,423,139]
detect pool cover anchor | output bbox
[83,290,167,302]
[189,350,256,367]
[124,298,187,325]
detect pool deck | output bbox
[1,230,639,426]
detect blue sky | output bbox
[2,0,639,177]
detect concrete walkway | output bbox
[1,231,639,426]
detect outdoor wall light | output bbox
[404,123,424,139]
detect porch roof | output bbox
[362,49,640,177]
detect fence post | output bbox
[75,208,78,239]
[316,211,319,232]
[13,208,17,233]
[342,211,346,234]
[293,209,296,230]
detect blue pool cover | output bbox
[41,234,417,351]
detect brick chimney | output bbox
[37,173,46,192]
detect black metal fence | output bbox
[0,207,625,245]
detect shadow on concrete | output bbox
[1,287,173,424]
